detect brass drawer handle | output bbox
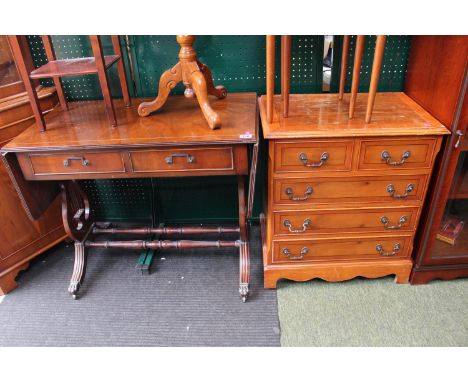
[387,183,414,199]
[381,150,411,166]
[376,243,401,257]
[285,186,313,201]
[165,153,196,165]
[282,246,309,260]
[63,157,90,167]
[299,152,329,167]
[380,215,407,229]
[283,218,312,233]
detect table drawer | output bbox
[273,207,419,236]
[25,151,125,176]
[273,175,428,205]
[273,140,354,173]
[129,147,234,174]
[271,236,412,264]
[358,138,438,171]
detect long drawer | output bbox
[273,207,419,236]
[272,174,428,206]
[273,175,427,205]
[271,236,412,264]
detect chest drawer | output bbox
[23,151,125,176]
[357,138,438,171]
[128,147,234,174]
[271,236,412,264]
[273,174,428,206]
[273,207,419,236]
[273,140,354,173]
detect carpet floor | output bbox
[0,226,280,346]
[277,276,468,347]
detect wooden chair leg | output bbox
[41,35,68,111]
[349,35,365,119]
[111,35,131,107]
[90,35,117,127]
[281,35,292,118]
[339,35,350,101]
[266,35,276,123]
[7,36,46,131]
[365,35,387,123]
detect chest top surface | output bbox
[259,92,450,139]
[2,92,258,152]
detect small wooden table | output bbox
[1,92,259,302]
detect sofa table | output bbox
[1,92,259,302]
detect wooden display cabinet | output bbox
[408,36,468,284]
[0,35,66,295]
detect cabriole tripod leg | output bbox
[68,241,87,300]
[239,241,250,302]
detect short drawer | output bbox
[271,236,412,264]
[273,175,428,205]
[129,147,234,173]
[358,138,438,171]
[273,207,419,236]
[273,140,354,173]
[25,151,125,176]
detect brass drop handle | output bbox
[454,130,464,149]
[285,186,313,201]
[283,218,312,233]
[282,247,309,260]
[63,157,90,167]
[165,153,196,164]
[299,152,329,167]
[387,183,414,199]
[381,150,411,166]
[380,215,407,229]
[376,243,401,257]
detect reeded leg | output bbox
[138,62,182,117]
[239,241,250,302]
[68,241,87,299]
[190,68,222,129]
[197,61,227,99]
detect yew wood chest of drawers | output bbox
[259,92,450,288]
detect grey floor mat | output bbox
[0,226,280,346]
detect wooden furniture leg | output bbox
[138,63,182,117]
[7,36,46,131]
[68,241,87,299]
[365,35,387,123]
[190,65,222,129]
[281,35,292,117]
[266,35,276,123]
[349,35,365,119]
[111,35,131,107]
[138,35,226,129]
[90,35,117,127]
[198,61,227,99]
[61,180,94,299]
[41,35,68,111]
[339,35,350,101]
[237,175,250,302]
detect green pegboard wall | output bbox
[26,35,411,223]
[79,179,153,221]
[26,35,135,101]
[330,35,412,93]
[131,35,324,97]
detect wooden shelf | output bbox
[30,55,120,79]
